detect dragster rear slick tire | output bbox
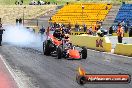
[57,46,62,59]
[43,41,51,56]
[81,47,87,59]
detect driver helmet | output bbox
[65,34,69,37]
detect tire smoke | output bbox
[3,25,44,48]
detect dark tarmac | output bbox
[0,42,132,88]
[0,7,132,88]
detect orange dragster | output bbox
[43,34,87,59]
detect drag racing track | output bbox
[0,41,132,88]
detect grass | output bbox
[0,0,29,5]
[0,0,129,5]
[0,5,56,24]
[0,0,66,5]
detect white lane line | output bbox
[0,55,25,88]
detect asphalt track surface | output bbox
[1,8,132,88]
[0,38,132,88]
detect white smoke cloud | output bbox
[3,25,45,49]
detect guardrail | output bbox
[112,33,129,37]
[70,35,111,52]
[114,43,132,56]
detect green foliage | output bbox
[0,0,127,5]
[0,0,29,5]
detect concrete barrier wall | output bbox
[70,32,87,35]
[69,35,111,52]
[114,43,132,56]
[70,32,130,37]
[112,33,129,37]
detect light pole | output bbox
[23,6,26,26]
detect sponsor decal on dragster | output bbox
[96,39,103,47]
